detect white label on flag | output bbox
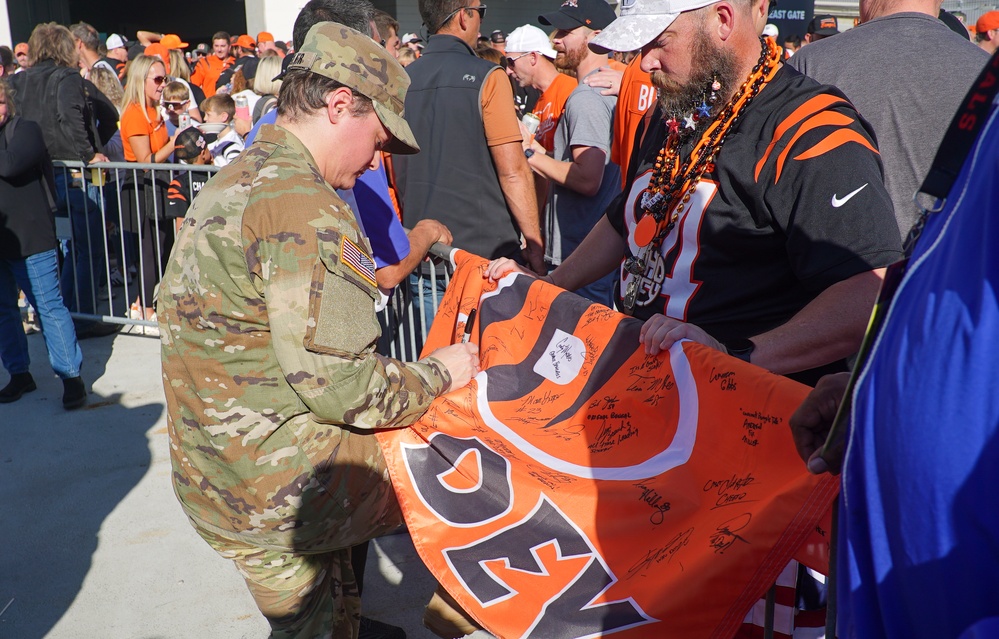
[533,329,585,385]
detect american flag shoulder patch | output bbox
[340,236,377,287]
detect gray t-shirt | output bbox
[789,12,988,238]
[545,74,621,265]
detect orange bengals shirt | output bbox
[612,56,655,188]
[532,72,577,152]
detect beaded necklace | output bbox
[622,37,782,314]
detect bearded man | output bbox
[488,0,902,388]
[518,0,621,306]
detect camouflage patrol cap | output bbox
[285,21,419,155]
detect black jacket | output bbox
[396,35,520,261]
[8,60,102,163]
[0,116,58,260]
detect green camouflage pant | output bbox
[194,432,404,639]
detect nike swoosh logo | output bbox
[831,183,868,208]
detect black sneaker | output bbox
[0,373,36,403]
[62,376,87,410]
[75,322,122,340]
[359,616,406,639]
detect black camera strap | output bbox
[918,50,999,203]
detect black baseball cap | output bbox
[239,56,259,81]
[539,0,618,31]
[807,15,840,36]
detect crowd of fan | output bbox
[0,2,995,413]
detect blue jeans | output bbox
[0,250,83,379]
[54,171,107,317]
[408,272,449,355]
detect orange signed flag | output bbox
[376,252,837,639]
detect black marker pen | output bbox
[462,308,477,344]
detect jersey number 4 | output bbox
[623,173,718,319]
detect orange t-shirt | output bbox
[531,72,577,152]
[480,69,523,147]
[191,54,234,98]
[121,103,169,163]
[612,56,655,188]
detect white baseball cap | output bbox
[591,0,722,52]
[106,33,127,50]
[762,23,779,37]
[505,25,558,59]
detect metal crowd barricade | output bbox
[375,243,455,360]
[51,158,452,347]
[52,160,219,331]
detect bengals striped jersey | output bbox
[608,65,902,379]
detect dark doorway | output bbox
[7,0,248,47]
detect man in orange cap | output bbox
[234,34,256,58]
[191,30,233,97]
[213,35,257,96]
[13,43,29,72]
[160,34,189,50]
[975,10,999,54]
[256,31,282,56]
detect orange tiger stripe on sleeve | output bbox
[167,179,187,203]
[754,94,849,182]
[774,110,856,183]
[793,128,878,163]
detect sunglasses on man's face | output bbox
[162,100,189,110]
[438,3,488,30]
[506,52,531,65]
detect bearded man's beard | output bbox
[650,26,741,134]
[554,41,586,73]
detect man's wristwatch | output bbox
[724,338,755,363]
[524,148,535,159]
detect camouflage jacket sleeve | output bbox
[244,166,451,430]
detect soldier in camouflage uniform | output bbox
[158,22,479,639]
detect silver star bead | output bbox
[684,114,697,130]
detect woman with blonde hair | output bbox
[119,54,178,330]
[89,65,124,112]
[250,54,282,123]
[168,48,204,121]
[121,54,175,163]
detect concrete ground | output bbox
[0,330,483,639]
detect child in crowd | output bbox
[160,81,195,164]
[167,127,213,230]
[162,81,194,134]
[200,94,244,167]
